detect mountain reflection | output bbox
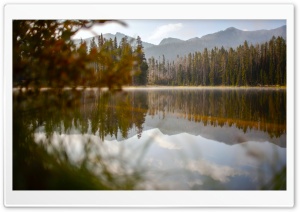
[14,88,286,146]
[34,128,286,190]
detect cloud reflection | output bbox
[34,128,286,190]
[183,159,247,183]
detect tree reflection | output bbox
[14,88,285,147]
[147,89,286,139]
[14,89,148,141]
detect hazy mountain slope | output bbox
[144,25,286,61]
[159,37,184,45]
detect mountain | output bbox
[72,25,286,61]
[159,37,184,45]
[144,25,286,61]
[72,32,155,49]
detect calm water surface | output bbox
[14,87,286,190]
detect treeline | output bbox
[82,35,148,89]
[147,36,286,86]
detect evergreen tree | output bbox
[132,36,148,85]
[203,48,210,85]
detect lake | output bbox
[13,87,286,190]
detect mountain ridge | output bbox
[144,25,286,60]
[72,25,286,61]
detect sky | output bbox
[72,20,286,45]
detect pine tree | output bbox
[134,36,148,85]
[203,48,210,85]
[209,48,215,85]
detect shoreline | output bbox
[122,85,286,90]
[13,85,287,92]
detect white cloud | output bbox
[148,23,183,42]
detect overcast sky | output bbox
[72,20,286,45]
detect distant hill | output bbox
[144,25,286,61]
[72,32,155,49]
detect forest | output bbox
[84,35,286,87]
[80,34,149,88]
[146,36,286,86]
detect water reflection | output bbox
[146,88,286,147]
[13,88,286,190]
[34,128,286,190]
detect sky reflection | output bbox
[35,127,286,190]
